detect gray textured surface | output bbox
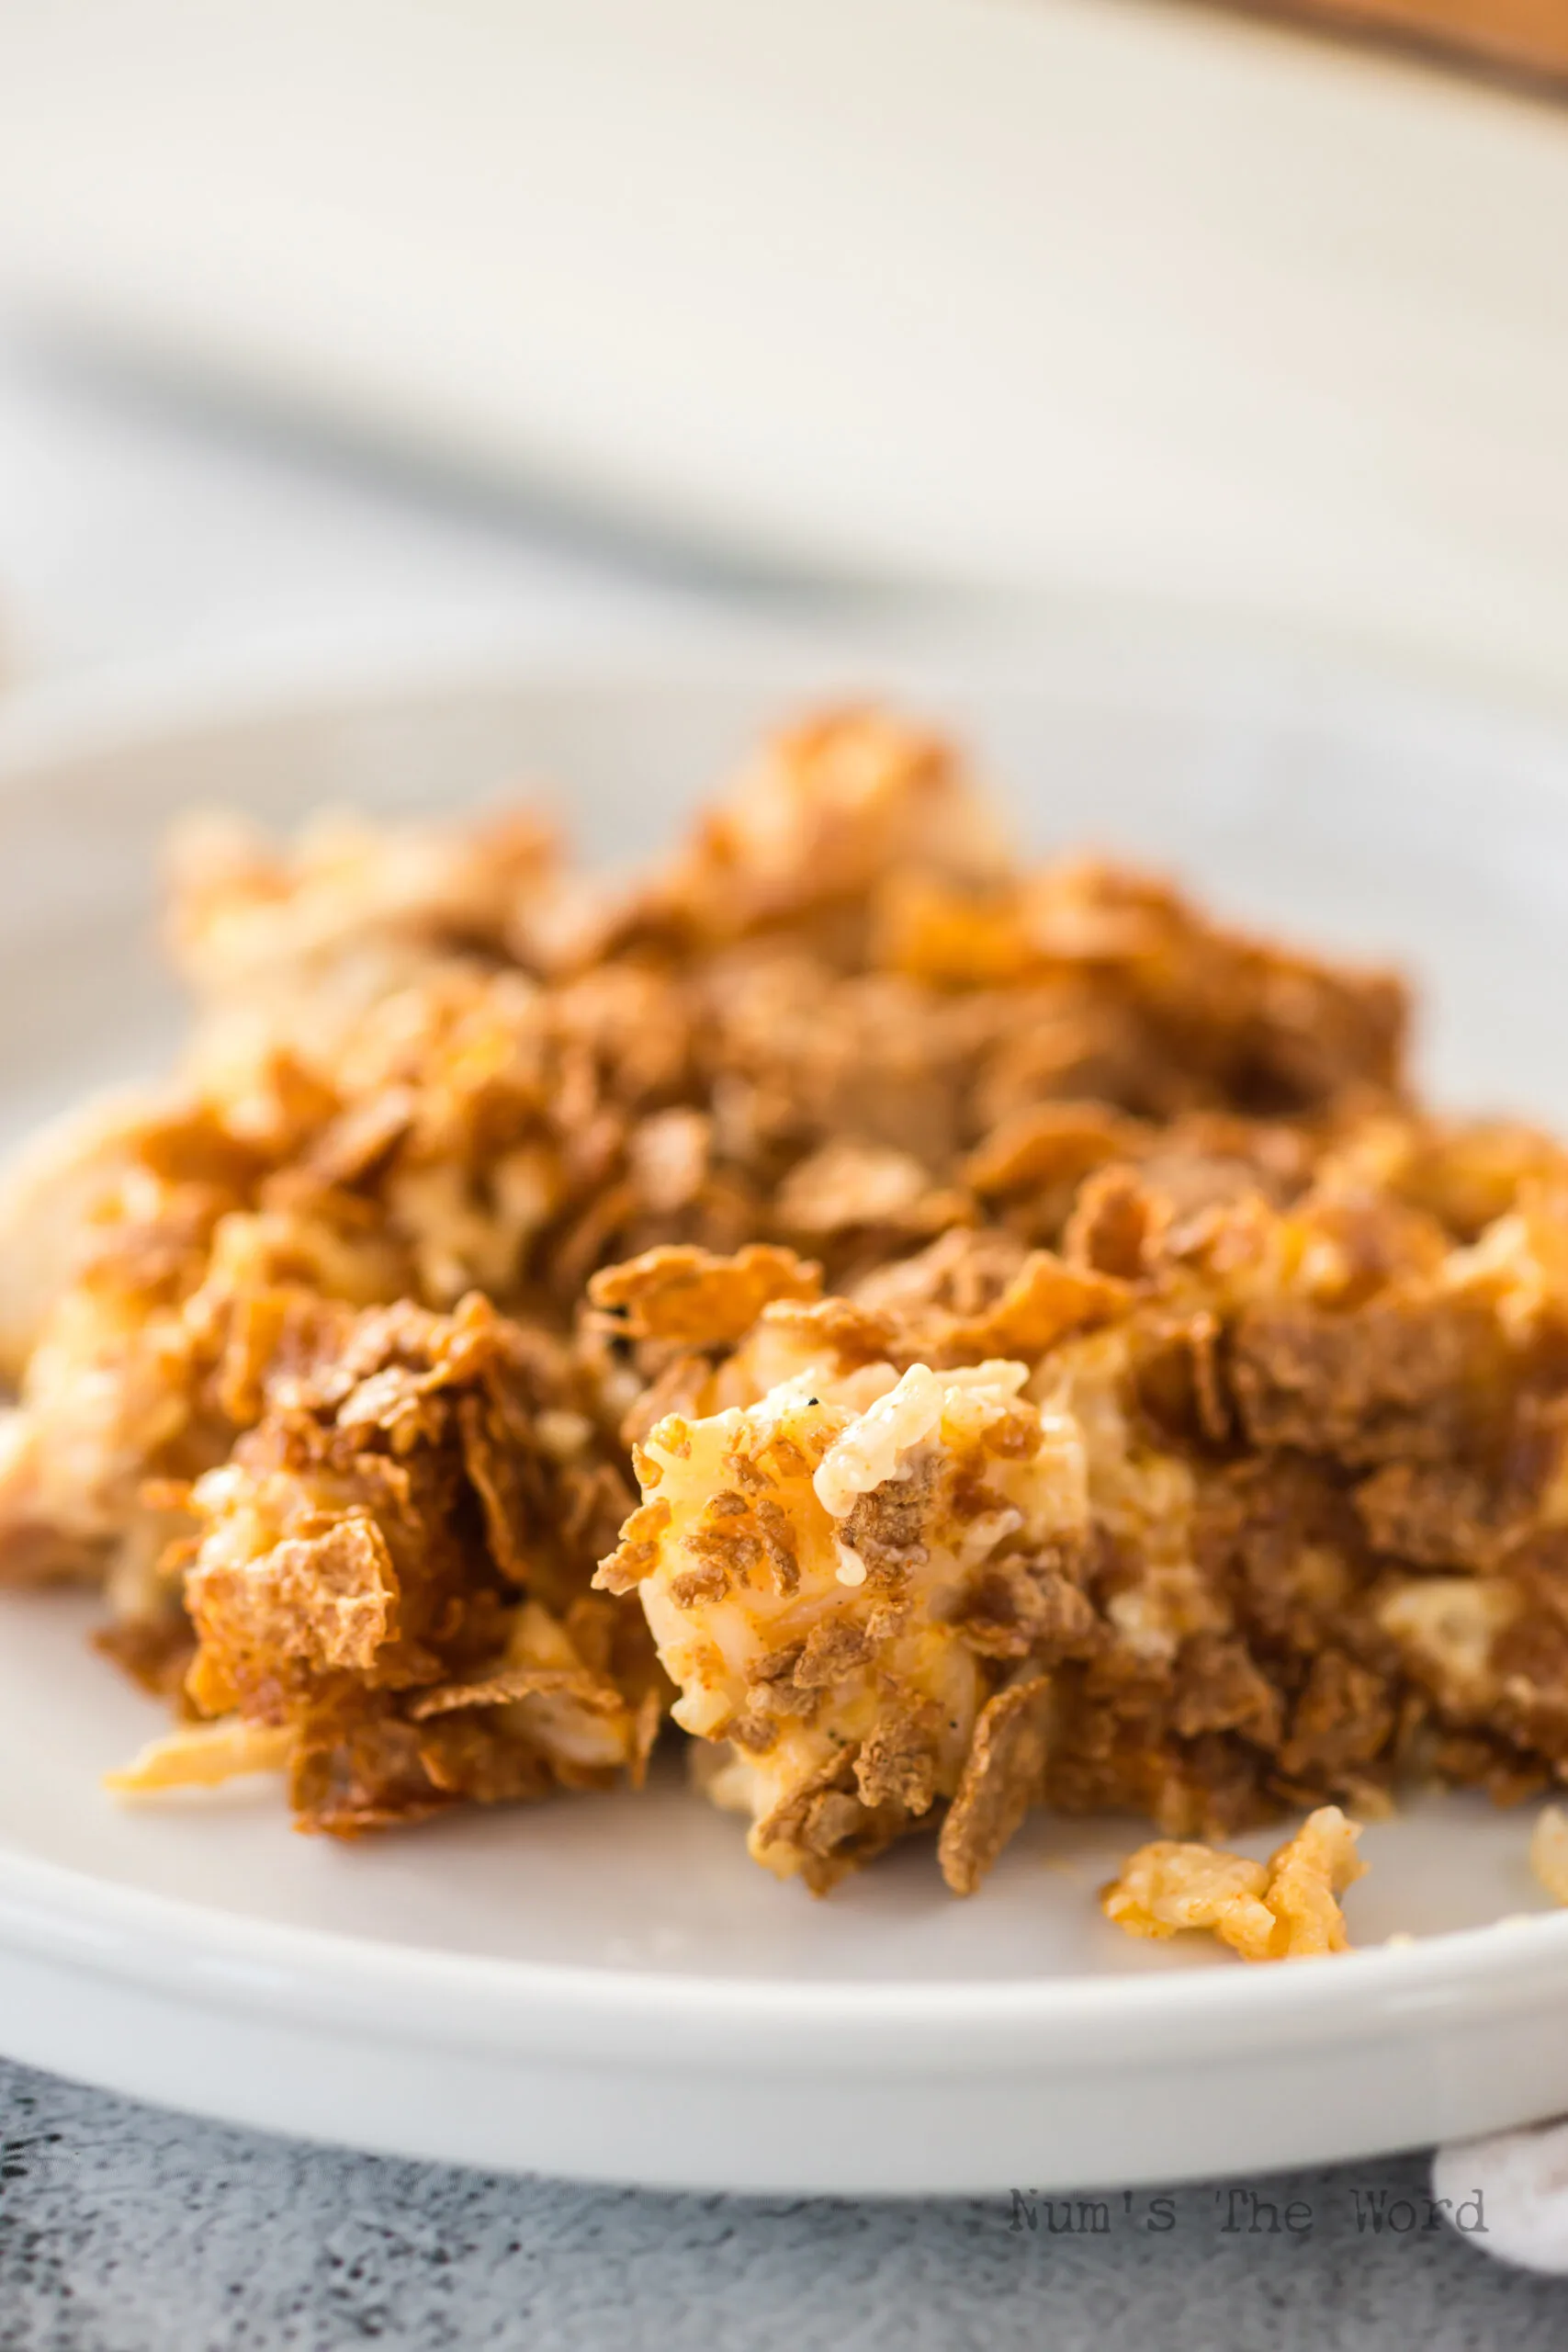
[3,2058,1567,2351]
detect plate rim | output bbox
[3,601,1568,793]
[6,1836,1568,2075]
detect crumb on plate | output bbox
[1101,1805,1366,1962]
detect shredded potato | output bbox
[600,1352,1084,1891]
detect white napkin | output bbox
[1434,2121,1568,2273]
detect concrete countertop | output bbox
[6,2060,1567,2351]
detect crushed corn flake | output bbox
[1102,1806,1366,1962]
[0,706,1560,1938]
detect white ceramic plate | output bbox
[6,0,1568,696]
[6,627,1568,2196]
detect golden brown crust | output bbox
[171,1294,660,1827]
[6,702,1563,1924]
